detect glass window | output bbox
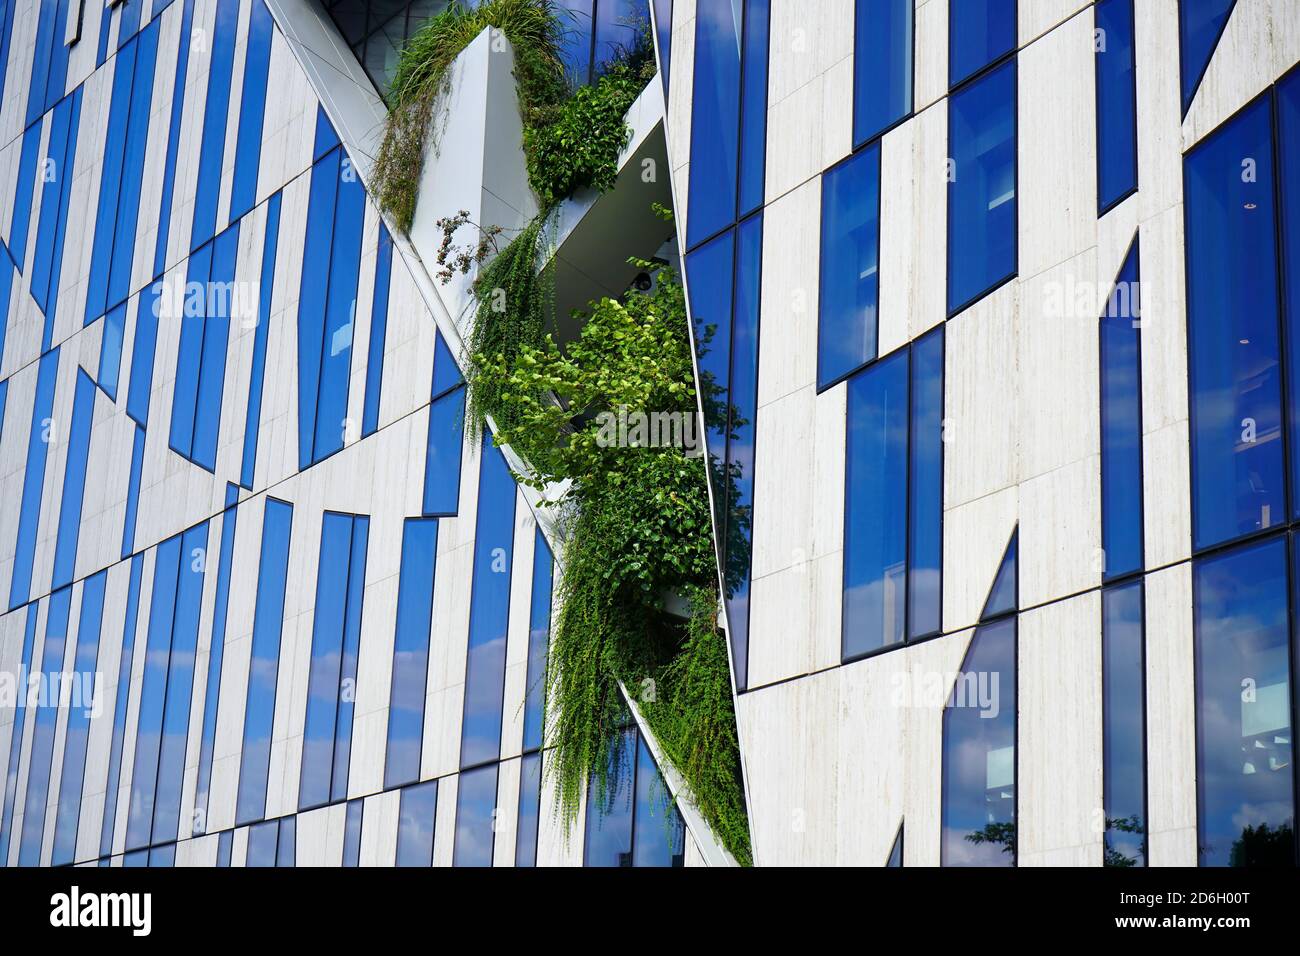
[362,224,393,437]
[556,0,596,85]
[686,0,742,246]
[515,752,543,867]
[843,350,908,658]
[342,800,363,867]
[301,512,370,810]
[1193,536,1295,867]
[246,820,278,867]
[453,764,499,866]
[584,727,636,866]
[1178,0,1235,113]
[423,389,465,516]
[51,571,107,866]
[853,0,913,146]
[1185,96,1282,550]
[595,0,644,71]
[909,328,944,639]
[1102,580,1146,867]
[887,824,903,866]
[686,229,734,536]
[947,58,1017,314]
[0,606,37,864]
[229,0,273,223]
[276,817,296,867]
[1100,241,1144,580]
[1095,0,1137,211]
[10,349,59,610]
[188,0,238,251]
[18,588,72,865]
[99,554,143,858]
[396,780,439,867]
[940,617,1017,865]
[52,371,97,589]
[241,191,283,489]
[217,829,233,867]
[818,144,881,389]
[235,499,294,825]
[522,531,554,753]
[653,0,672,90]
[460,442,518,767]
[981,530,1017,620]
[949,0,1016,88]
[385,518,439,788]
[631,735,685,867]
[1278,73,1300,519]
[737,0,770,217]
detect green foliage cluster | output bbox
[476,260,753,865]
[374,0,652,232]
[373,0,568,232]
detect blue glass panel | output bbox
[189,0,238,251]
[556,0,595,85]
[522,530,554,753]
[687,230,735,534]
[19,587,72,865]
[332,516,369,803]
[1185,96,1282,550]
[246,820,278,867]
[0,606,37,864]
[1100,241,1144,579]
[818,144,880,388]
[594,0,642,70]
[313,104,341,160]
[190,221,241,470]
[385,518,439,789]
[854,0,913,145]
[453,764,498,866]
[0,249,13,361]
[125,534,181,849]
[982,530,1017,620]
[106,18,160,313]
[1095,0,1137,211]
[297,149,341,469]
[241,191,282,489]
[85,34,138,325]
[313,165,366,462]
[216,829,233,866]
[631,735,685,866]
[168,241,213,458]
[1194,536,1294,866]
[947,59,1016,314]
[584,727,635,866]
[152,0,197,276]
[52,371,97,589]
[10,348,60,609]
[423,387,465,516]
[460,442,518,767]
[940,616,1017,866]
[300,512,359,810]
[431,329,464,397]
[909,329,944,639]
[122,849,148,867]
[686,0,742,246]
[229,0,273,222]
[99,554,143,858]
[843,349,908,658]
[725,213,761,686]
[151,522,209,844]
[653,0,672,90]
[362,225,393,436]
[125,284,161,427]
[194,487,238,830]
[149,843,176,867]
[32,90,82,351]
[1278,74,1300,519]
[0,0,17,124]
[396,780,438,867]
[276,817,296,867]
[236,498,294,825]
[1102,580,1146,867]
[737,0,769,216]
[949,0,1016,87]
[50,571,106,866]
[1178,0,1236,113]
[887,825,903,866]
[515,751,542,867]
[98,302,127,399]
[342,800,363,866]
[120,424,146,559]
[8,122,42,274]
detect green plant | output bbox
[523,39,656,207]
[475,260,753,865]
[463,213,555,442]
[372,0,568,231]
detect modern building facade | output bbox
[0,0,1297,869]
